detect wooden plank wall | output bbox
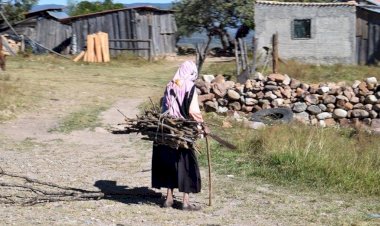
[72,9,177,58]
[356,8,380,65]
[35,18,72,54]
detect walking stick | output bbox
[205,135,212,206]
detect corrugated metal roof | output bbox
[47,11,69,20]
[29,5,65,14]
[60,6,174,23]
[358,5,380,13]
[365,0,380,6]
[255,1,357,6]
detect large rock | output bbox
[365,95,378,104]
[351,109,370,118]
[307,105,322,115]
[245,98,258,106]
[217,106,228,114]
[212,83,227,98]
[333,109,348,118]
[352,80,361,89]
[294,112,310,123]
[198,93,215,102]
[366,77,378,86]
[204,101,218,112]
[253,72,265,81]
[225,81,235,89]
[317,112,332,120]
[350,96,360,103]
[305,94,319,105]
[373,104,380,112]
[323,95,336,104]
[318,104,327,111]
[227,90,240,100]
[293,102,307,113]
[213,74,225,84]
[264,85,279,91]
[268,73,285,83]
[228,101,241,111]
[290,79,301,89]
[203,74,215,83]
[283,74,291,85]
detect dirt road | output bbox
[0,58,379,225]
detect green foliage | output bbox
[199,115,380,196]
[68,0,124,16]
[1,0,38,23]
[173,0,254,40]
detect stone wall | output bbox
[196,73,380,127]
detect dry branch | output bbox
[111,110,203,151]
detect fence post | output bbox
[272,32,279,74]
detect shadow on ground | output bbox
[94,180,163,206]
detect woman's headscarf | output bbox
[163,61,198,118]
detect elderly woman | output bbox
[152,60,208,211]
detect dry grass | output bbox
[0,55,176,122]
[200,114,380,196]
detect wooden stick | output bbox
[73,51,85,62]
[206,136,212,206]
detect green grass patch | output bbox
[274,60,380,83]
[199,113,380,196]
[50,105,108,133]
[203,60,380,84]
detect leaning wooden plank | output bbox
[73,51,85,62]
[87,34,95,62]
[94,33,103,63]
[84,51,88,62]
[101,32,110,62]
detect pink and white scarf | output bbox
[163,61,198,118]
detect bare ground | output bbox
[0,59,379,225]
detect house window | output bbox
[292,19,311,39]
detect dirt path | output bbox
[0,95,379,225]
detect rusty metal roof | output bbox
[255,1,357,7]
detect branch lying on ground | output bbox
[0,167,105,205]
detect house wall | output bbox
[255,3,357,64]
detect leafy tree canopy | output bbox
[173,0,254,38]
[1,0,38,23]
[68,0,124,16]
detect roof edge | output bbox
[255,1,358,6]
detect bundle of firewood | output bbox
[112,111,203,151]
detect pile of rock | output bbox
[196,73,380,127]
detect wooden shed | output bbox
[61,6,177,58]
[356,5,380,65]
[0,7,72,54]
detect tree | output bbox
[0,0,38,23]
[68,0,124,16]
[173,0,254,72]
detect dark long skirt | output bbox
[151,144,201,194]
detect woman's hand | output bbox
[203,125,211,135]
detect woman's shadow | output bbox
[94,180,163,206]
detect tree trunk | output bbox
[196,35,212,74]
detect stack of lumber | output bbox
[74,32,110,63]
[111,110,203,151]
[1,35,20,55]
